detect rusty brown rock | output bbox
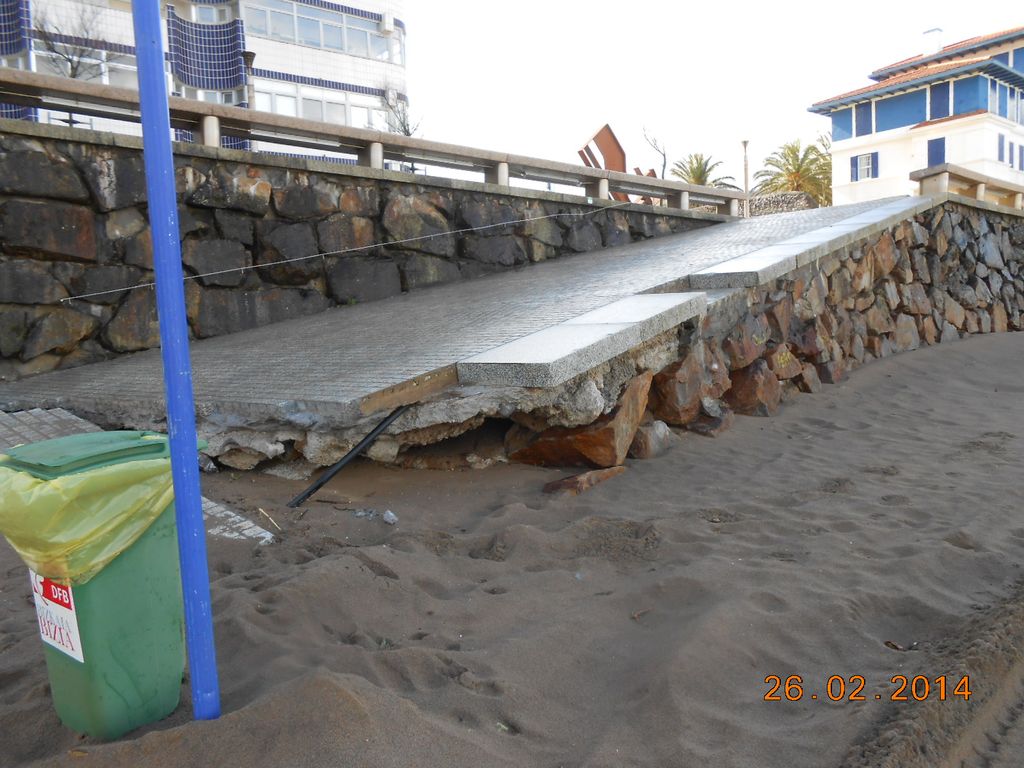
[686,407,735,437]
[722,314,770,370]
[944,293,966,329]
[993,302,1009,332]
[628,421,677,459]
[0,200,97,262]
[382,194,453,257]
[789,320,829,359]
[102,289,161,352]
[543,466,627,495]
[964,310,979,334]
[880,279,900,311]
[725,359,781,416]
[794,273,827,322]
[650,339,733,425]
[899,283,932,315]
[338,186,379,217]
[920,316,938,344]
[864,300,895,335]
[765,343,803,380]
[854,292,876,312]
[892,314,921,352]
[893,242,914,284]
[705,340,732,398]
[865,336,891,358]
[766,295,794,343]
[651,348,704,425]
[871,233,897,278]
[20,307,99,360]
[816,360,846,384]
[976,308,992,334]
[850,256,874,294]
[507,371,653,467]
[829,268,853,305]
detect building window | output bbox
[998,133,1005,163]
[929,81,950,121]
[182,86,243,105]
[241,0,403,63]
[855,101,873,136]
[850,152,878,181]
[927,137,945,167]
[195,5,230,23]
[253,85,389,128]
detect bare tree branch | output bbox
[382,86,420,172]
[33,4,118,82]
[642,127,668,179]
[383,90,420,138]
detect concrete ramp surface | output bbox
[0,199,908,434]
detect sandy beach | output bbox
[2,332,1024,768]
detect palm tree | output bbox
[753,136,832,206]
[670,153,738,188]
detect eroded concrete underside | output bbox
[1,194,1021,476]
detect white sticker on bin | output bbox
[30,569,84,663]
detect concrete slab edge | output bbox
[457,293,707,388]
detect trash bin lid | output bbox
[0,431,170,480]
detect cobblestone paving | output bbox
[0,199,895,418]
[0,408,273,543]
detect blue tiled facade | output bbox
[0,0,408,154]
[252,66,404,102]
[0,0,29,56]
[166,6,247,91]
[0,0,33,121]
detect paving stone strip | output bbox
[0,408,273,545]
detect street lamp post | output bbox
[742,139,750,218]
[242,50,256,109]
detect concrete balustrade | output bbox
[0,68,745,215]
[911,163,1024,211]
[200,115,220,147]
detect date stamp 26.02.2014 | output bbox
[763,674,972,703]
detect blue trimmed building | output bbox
[0,0,407,152]
[810,26,1024,204]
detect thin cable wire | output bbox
[60,200,635,303]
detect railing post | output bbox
[485,161,509,186]
[585,177,609,200]
[358,142,384,170]
[669,190,689,210]
[920,171,949,196]
[1015,192,1023,210]
[975,182,986,201]
[729,199,739,217]
[200,115,220,147]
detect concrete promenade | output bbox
[0,199,903,427]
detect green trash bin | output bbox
[0,431,186,740]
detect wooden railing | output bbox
[0,68,744,216]
[912,163,1024,210]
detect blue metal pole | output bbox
[129,0,220,720]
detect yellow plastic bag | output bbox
[0,458,174,584]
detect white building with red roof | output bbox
[810,26,1024,204]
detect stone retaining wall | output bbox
[197,198,1023,473]
[748,191,818,217]
[0,123,716,382]
[500,198,1024,470]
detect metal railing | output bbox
[912,163,1024,210]
[0,68,745,215]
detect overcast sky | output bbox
[404,2,1014,188]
